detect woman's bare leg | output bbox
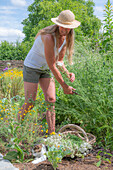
[39,78,56,134]
[17,82,38,121]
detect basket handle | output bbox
[59,124,89,142]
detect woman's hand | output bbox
[69,73,75,82]
[63,85,76,94]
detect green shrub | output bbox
[0,40,32,60]
[55,39,113,150]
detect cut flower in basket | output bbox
[44,133,92,159]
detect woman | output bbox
[18,10,81,134]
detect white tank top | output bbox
[24,34,66,70]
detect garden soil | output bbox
[1,60,113,170]
[0,60,24,72]
[13,153,113,170]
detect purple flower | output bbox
[2,67,8,71]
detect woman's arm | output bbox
[43,34,75,94]
[57,45,75,82]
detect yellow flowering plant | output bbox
[0,68,24,98]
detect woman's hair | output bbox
[35,25,74,65]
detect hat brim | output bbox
[51,17,81,29]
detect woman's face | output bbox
[58,26,71,36]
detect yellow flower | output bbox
[45,123,47,125]
[27,119,29,121]
[40,125,42,127]
[45,135,48,138]
[35,123,37,125]
[22,119,24,121]
[25,103,27,105]
[1,118,3,120]
[51,132,55,135]
[23,113,26,116]
[29,130,31,131]
[30,113,32,115]
[41,130,43,132]
[33,131,35,133]
[57,145,60,148]
[58,134,61,136]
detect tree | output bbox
[22,0,101,41]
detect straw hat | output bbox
[51,10,81,29]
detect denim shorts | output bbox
[23,65,51,83]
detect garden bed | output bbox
[0,60,113,169]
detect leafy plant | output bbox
[96,150,113,167]
[45,145,71,170]
[3,121,29,162]
[99,0,113,59]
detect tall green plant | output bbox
[100,0,113,57]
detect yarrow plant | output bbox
[43,133,92,170]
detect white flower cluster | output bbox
[44,133,62,147]
[76,142,92,157]
[44,133,92,158]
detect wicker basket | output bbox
[59,124,96,145]
[58,124,96,158]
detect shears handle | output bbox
[72,91,81,96]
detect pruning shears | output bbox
[72,90,81,96]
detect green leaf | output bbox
[14,126,20,134]
[96,160,101,167]
[3,151,18,161]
